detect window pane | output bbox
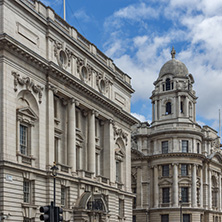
[166,78,170,91]
[61,186,65,206]
[181,164,188,176]
[162,188,170,203]
[116,161,121,182]
[162,165,169,177]
[183,214,190,222]
[181,187,189,202]
[161,214,169,222]
[20,125,28,155]
[166,102,171,114]
[182,140,188,153]
[162,141,168,154]
[23,180,30,203]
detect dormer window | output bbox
[166,102,171,115]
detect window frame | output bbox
[166,102,172,115]
[161,214,169,222]
[181,187,189,203]
[20,124,29,155]
[162,187,170,203]
[162,141,169,154]
[181,164,188,176]
[162,165,169,177]
[23,179,31,203]
[182,140,189,153]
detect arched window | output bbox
[166,102,171,115]
[166,78,171,91]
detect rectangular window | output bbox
[61,186,67,207]
[162,141,168,154]
[162,188,170,203]
[116,161,121,182]
[181,187,189,203]
[20,125,28,155]
[182,140,188,153]
[161,214,169,222]
[183,214,191,222]
[119,199,124,218]
[181,164,188,176]
[23,180,30,203]
[162,165,169,177]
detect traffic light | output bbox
[54,206,63,222]
[40,204,54,222]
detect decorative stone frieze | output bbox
[12,72,44,103]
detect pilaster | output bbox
[67,98,76,173]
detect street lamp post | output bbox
[51,162,58,207]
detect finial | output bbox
[171,46,176,59]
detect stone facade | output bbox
[132,48,222,222]
[0,0,138,221]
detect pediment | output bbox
[17,107,38,121]
[131,148,145,159]
[179,177,191,184]
[208,152,222,164]
[159,178,172,185]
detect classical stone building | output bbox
[0,0,138,221]
[132,48,222,222]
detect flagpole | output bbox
[63,0,66,21]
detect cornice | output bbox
[0,34,138,126]
[131,152,206,161]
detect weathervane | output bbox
[171,46,176,59]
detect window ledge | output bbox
[22,203,38,209]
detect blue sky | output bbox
[42,0,222,137]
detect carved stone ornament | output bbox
[211,138,220,149]
[54,41,71,69]
[77,58,92,83]
[12,72,44,104]
[96,72,109,95]
[113,126,128,145]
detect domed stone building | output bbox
[132,48,222,222]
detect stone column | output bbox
[192,164,197,207]
[203,163,208,208]
[178,95,181,117]
[154,101,158,121]
[153,165,159,208]
[159,99,162,119]
[152,102,155,122]
[219,174,221,211]
[67,98,76,173]
[104,119,114,182]
[208,169,212,209]
[88,110,96,174]
[47,84,56,165]
[173,163,178,207]
[200,166,203,207]
[136,167,142,208]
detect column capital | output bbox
[47,83,58,93]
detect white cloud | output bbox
[131,113,147,122]
[113,3,160,21]
[103,0,222,126]
[73,9,90,22]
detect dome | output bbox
[158,47,189,78]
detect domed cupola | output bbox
[150,47,197,125]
